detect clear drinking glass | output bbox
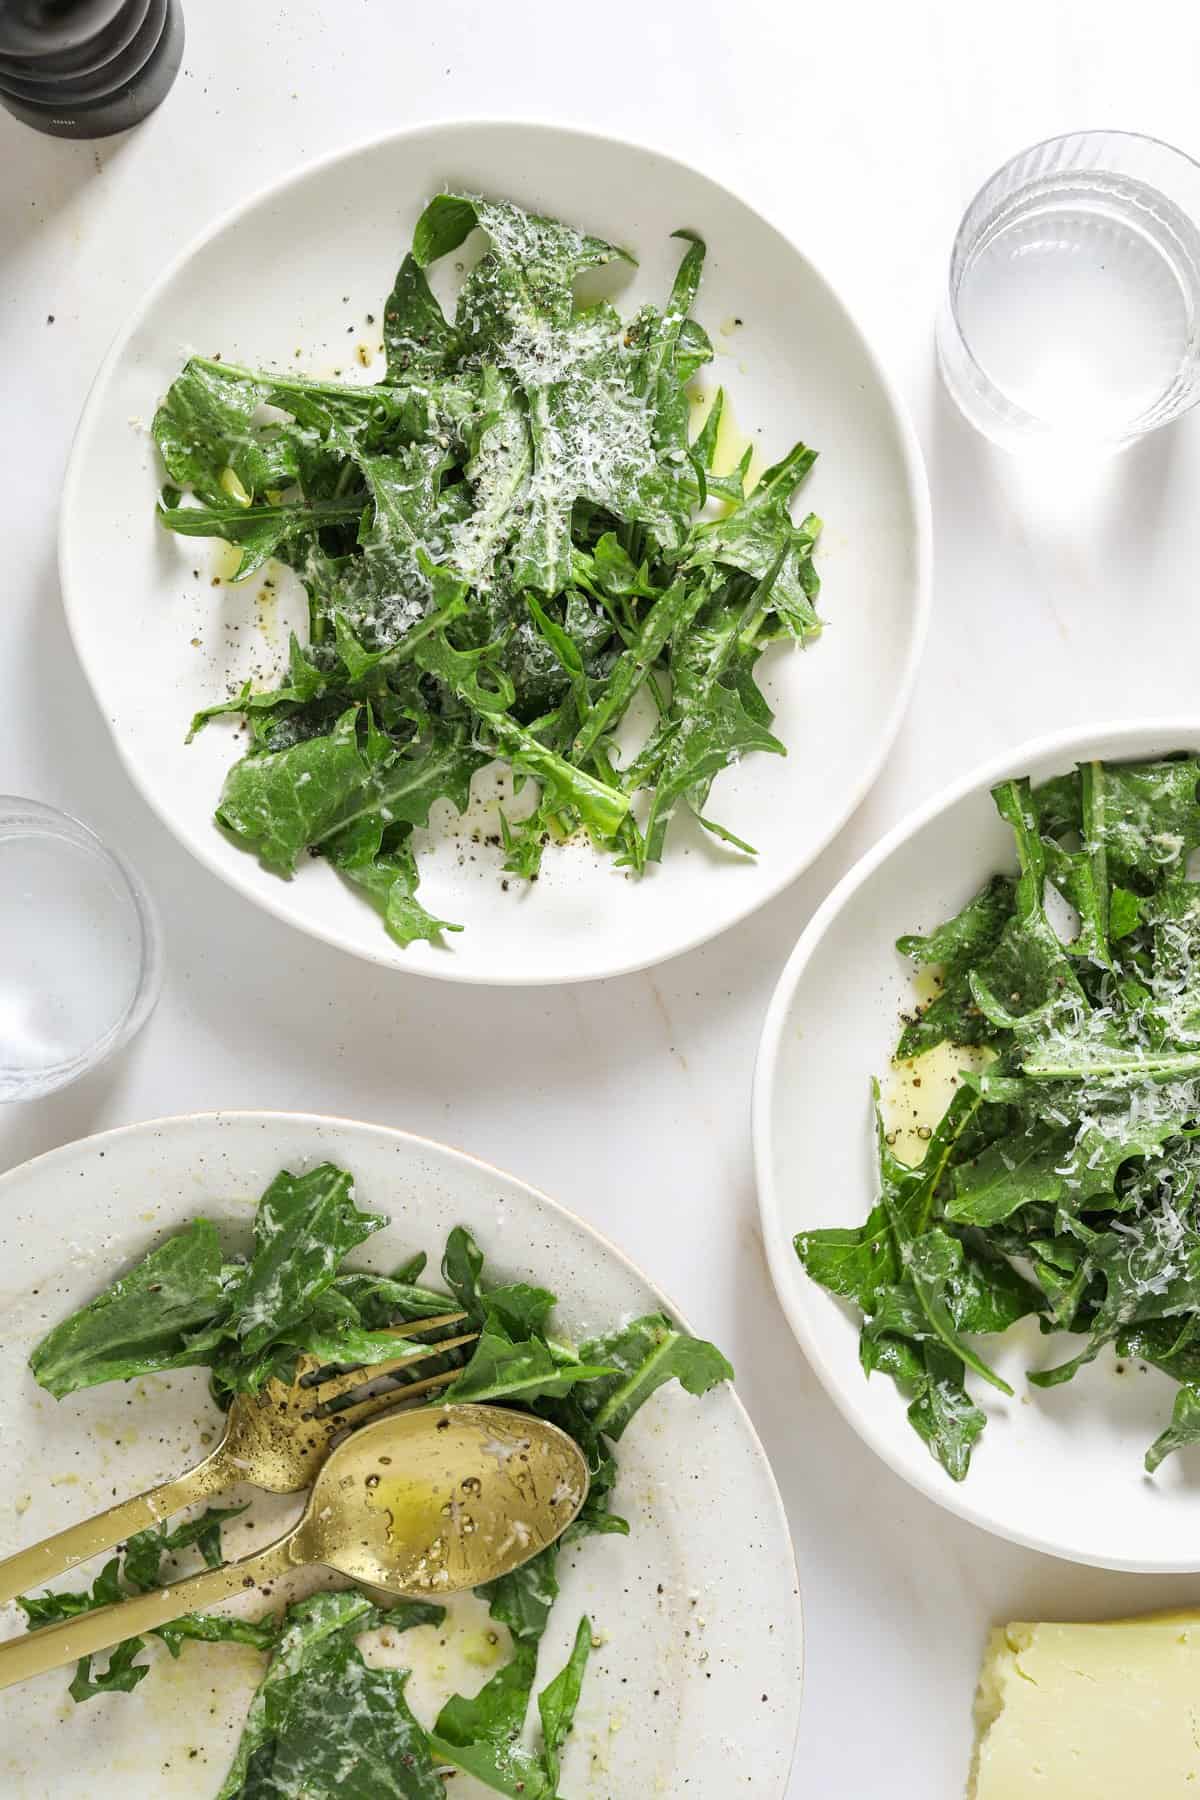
[0,798,162,1101]
[937,131,1200,452]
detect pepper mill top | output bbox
[0,1,128,61]
[0,0,184,138]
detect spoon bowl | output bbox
[298,1403,591,1595]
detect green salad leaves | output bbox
[29,1163,430,1403]
[797,756,1200,1481]
[214,1593,447,1800]
[23,1163,732,1797]
[153,192,822,945]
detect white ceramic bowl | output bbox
[0,1110,802,1795]
[60,119,929,985]
[755,720,1200,1572]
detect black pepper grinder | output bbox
[0,0,184,138]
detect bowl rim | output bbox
[58,114,932,987]
[753,715,1200,1572]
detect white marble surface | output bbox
[6,3,1200,1793]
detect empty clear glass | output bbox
[0,798,161,1101]
[937,131,1200,452]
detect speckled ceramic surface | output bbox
[0,1111,802,1797]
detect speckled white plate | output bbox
[0,1111,802,1798]
[59,118,929,985]
[755,719,1200,1573]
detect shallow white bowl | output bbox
[60,119,929,985]
[0,1110,802,1796]
[755,720,1200,1573]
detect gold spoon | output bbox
[0,1404,588,1691]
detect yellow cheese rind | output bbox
[971,1611,1200,1799]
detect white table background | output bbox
[6,3,1200,1793]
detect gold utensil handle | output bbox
[0,1446,233,1609]
[0,1535,297,1691]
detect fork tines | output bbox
[299,1309,480,1429]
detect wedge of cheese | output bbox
[971,1613,1200,1798]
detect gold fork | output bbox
[0,1311,477,1607]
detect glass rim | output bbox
[0,794,162,1094]
[942,127,1200,444]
